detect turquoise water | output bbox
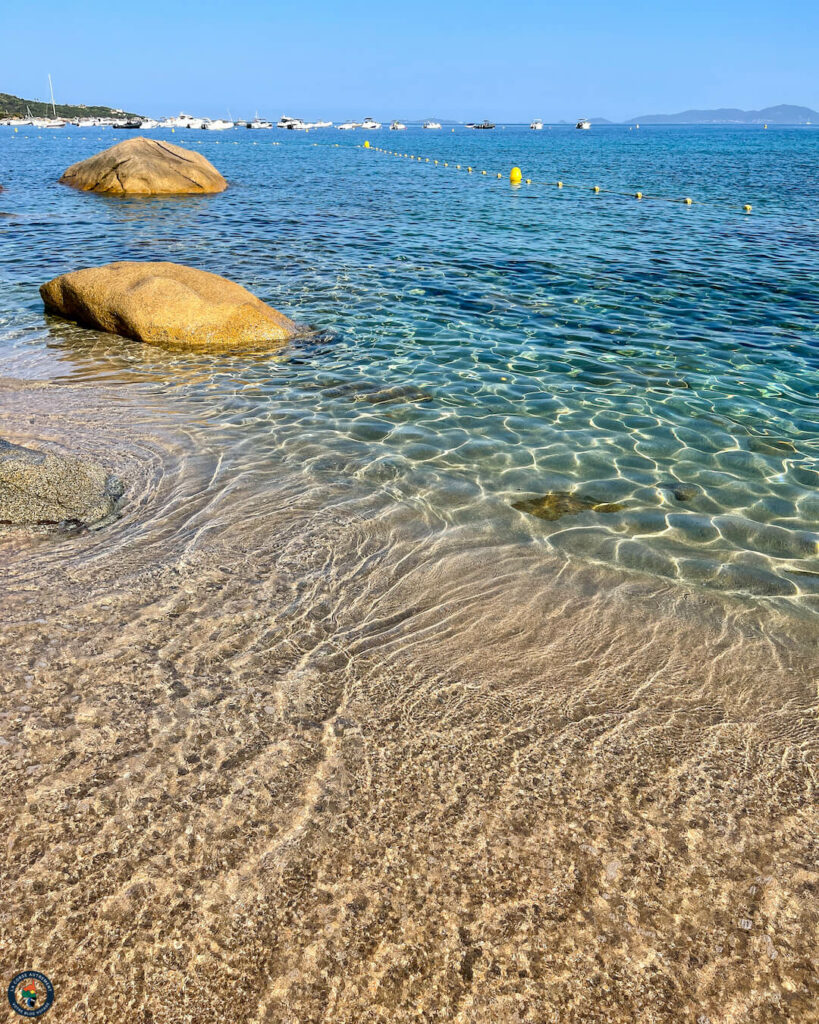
[0,125,817,606]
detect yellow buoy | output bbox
[497,172,502,178]
[456,164,461,169]
[509,167,522,184]
[684,197,692,205]
[444,162,448,167]
[467,166,472,173]
[557,181,563,188]
[482,170,487,175]
[525,178,531,184]
[635,191,643,199]
[744,204,752,213]
[592,185,600,193]
[364,140,370,148]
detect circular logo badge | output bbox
[7,973,54,1017]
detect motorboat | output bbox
[139,118,159,129]
[576,118,591,130]
[530,119,543,130]
[203,119,234,130]
[112,119,142,129]
[390,120,406,130]
[467,120,495,129]
[360,117,381,129]
[423,120,442,129]
[160,113,201,129]
[247,117,273,129]
[337,121,358,130]
[277,115,303,129]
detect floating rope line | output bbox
[359,141,754,214]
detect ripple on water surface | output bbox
[0,125,817,609]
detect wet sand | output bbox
[1,379,817,1023]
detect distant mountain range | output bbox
[627,104,816,124]
[0,91,141,120]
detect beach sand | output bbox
[1,379,817,1023]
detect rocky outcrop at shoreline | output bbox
[58,137,227,195]
[40,261,299,351]
[0,439,124,526]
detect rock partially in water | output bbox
[0,439,124,527]
[40,261,299,352]
[659,481,700,502]
[59,137,227,195]
[512,491,625,522]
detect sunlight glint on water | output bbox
[0,125,817,608]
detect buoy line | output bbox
[359,141,754,214]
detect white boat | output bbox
[247,117,272,129]
[139,118,159,129]
[161,113,203,129]
[530,119,543,130]
[423,120,442,129]
[576,118,591,130]
[390,120,406,130]
[337,121,358,130]
[277,115,304,129]
[360,117,381,129]
[312,120,333,128]
[203,119,234,130]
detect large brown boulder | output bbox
[59,137,227,195]
[0,439,124,527]
[40,261,298,351]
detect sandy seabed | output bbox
[0,379,817,1024]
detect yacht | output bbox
[576,118,591,130]
[467,120,495,129]
[139,118,159,129]
[423,120,442,129]
[203,119,234,130]
[161,113,201,129]
[337,121,358,130]
[390,120,406,130]
[247,117,273,129]
[112,118,142,129]
[277,115,304,129]
[530,118,543,130]
[313,120,333,128]
[360,117,381,129]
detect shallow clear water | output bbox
[2,126,818,1022]
[1,124,817,606]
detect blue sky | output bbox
[4,0,817,121]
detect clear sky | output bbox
[4,0,817,122]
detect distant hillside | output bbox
[629,104,817,124]
[0,91,142,120]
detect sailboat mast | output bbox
[48,74,56,117]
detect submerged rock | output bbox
[40,261,299,351]
[659,481,700,502]
[0,439,124,526]
[512,491,625,522]
[324,381,432,405]
[59,137,227,195]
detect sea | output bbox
[0,123,817,1021]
